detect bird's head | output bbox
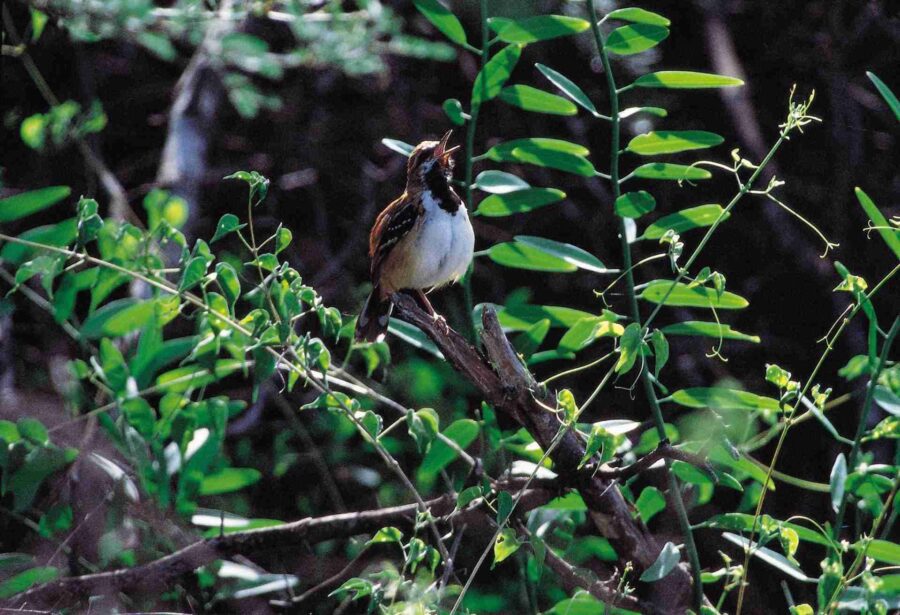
[406,130,459,189]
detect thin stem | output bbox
[833,317,900,536]
[586,4,704,609]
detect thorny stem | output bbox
[586,3,704,610]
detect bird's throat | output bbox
[424,164,460,213]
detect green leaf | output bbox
[474,170,530,194]
[367,527,403,545]
[137,31,177,61]
[626,130,724,156]
[722,533,813,582]
[494,303,594,330]
[635,486,666,523]
[489,242,575,272]
[620,106,668,118]
[387,319,443,359]
[514,236,609,273]
[199,468,262,495]
[499,85,577,115]
[855,187,900,259]
[535,63,598,115]
[16,418,49,445]
[492,528,521,568]
[651,330,669,378]
[640,542,680,582]
[615,323,642,374]
[0,218,77,265]
[513,318,551,357]
[496,491,513,524]
[606,24,669,56]
[861,540,900,566]
[0,566,59,599]
[867,71,900,121]
[634,71,743,89]
[416,419,480,485]
[546,595,606,615]
[476,188,565,217]
[122,398,154,438]
[381,138,414,157]
[829,453,846,513]
[490,15,590,43]
[442,98,466,125]
[615,191,656,218]
[508,147,595,176]
[0,186,70,223]
[413,0,468,47]
[215,262,240,311]
[639,280,749,309]
[662,320,760,343]
[607,7,671,27]
[642,204,728,239]
[472,44,522,107]
[274,227,292,254]
[670,387,780,412]
[485,138,588,162]
[558,317,624,352]
[632,163,711,181]
[211,213,246,243]
[81,298,157,339]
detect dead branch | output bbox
[391,294,695,613]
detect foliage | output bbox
[1,1,898,613]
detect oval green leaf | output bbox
[640,542,680,582]
[661,321,760,343]
[639,280,749,309]
[606,24,669,56]
[413,0,468,47]
[474,170,530,194]
[490,15,589,43]
[632,163,711,181]
[0,218,77,265]
[509,147,595,176]
[514,236,609,273]
[559,317,624,352]
[670,387,780,412]
[855,187,900,259]
[472,44,522,106]
[81,298,157,339]
[476,188,566,217]
[489,242,576,272]
[626,130,724,156]
[493,303,595,330]
[200,467,262,496]
[607,7,671,27]
[620,106,668,118]
[416,419,480,485]
[499,85,577,115]
[442,98,466,126]
[642,204,728,239]
[535,63,598,115]
[615,191,656,218]
[486,138,588,162]
[0,186,71,223]
[633,71,743,89]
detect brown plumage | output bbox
[355,131,475,343]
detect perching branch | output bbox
[7,488,555,609]
[391,293,694,613]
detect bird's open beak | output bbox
[436,130,460,160]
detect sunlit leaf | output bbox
[413,0,468,47]
[472,44,522,107]
[200,468,262,496]
[607,7,671,27]
[670,387,780,412]
[493,303,594,330]
[485,137,589,161]
[509,147,595,176]
[0,186,70,223]
[490,15,590,43]
[474,170,530,194]
[632,163,711,181]
[442,98,466,125]
[606,24,669,56]
[81,298,157,339]
[829,454,846,513]
[499,85,577,115]
[513,236,609,273]
[633,71,743,89]
[615,191,656,218]
[535,63,598,115]
[558,317,624,352]
[639,280,748,309]
[662,320,760,343]
[640,542,680,582]
[855,187,900,259]
[493,528,521,568]
[615,323,642,374]
[489,242,576,272]
[620,106,668,118]
[476,188,565,217]
[626,130,724,156]
[722,533,813,582]
[642,204,728,239]
[867,71,900,121]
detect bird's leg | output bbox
[412,289,448,334]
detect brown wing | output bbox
[368,193,422,280]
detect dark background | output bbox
[1,0,898,612]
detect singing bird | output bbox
[355,131,475,342]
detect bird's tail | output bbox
[354,287,393,343]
